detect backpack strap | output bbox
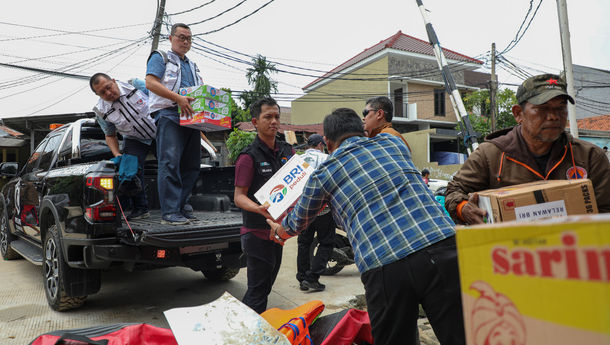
[147,49,168,64]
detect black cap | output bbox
[516,74,575,105]
[307,134,325,147]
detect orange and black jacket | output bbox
[446,126,610,223]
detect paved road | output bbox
[0,238,364,344]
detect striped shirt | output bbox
[282,133,455,273]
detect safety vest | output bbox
[239,136,293,229]
[147,50,203,113]
[93,80,156,140]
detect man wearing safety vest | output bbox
[90,73,156,220]
[145,23,203,225]
[445,73,610,224]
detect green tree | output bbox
[222,88,251,126]
[461,88,518,140]
[225,128,256,164]
[240,54,278,110]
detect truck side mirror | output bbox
[0,162,19,177]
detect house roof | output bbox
[237,122,323,135]
[304,30,483,90]
[575,114,610,131]
[0,125,24,138]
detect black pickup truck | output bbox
[0,119,243,311]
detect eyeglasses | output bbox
[173,34,192,43]
[362,108,377,118]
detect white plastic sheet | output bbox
[164,291,291,345]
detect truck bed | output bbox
[116,210,243,247]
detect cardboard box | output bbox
[179,85,231,103]
[180,111,231,131]
[457,215,610,345]
[477,179,597,224]
[179,84,232,131]
[254,155,315,220]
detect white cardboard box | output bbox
[254,155,314,220]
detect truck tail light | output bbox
[85,175,116,222]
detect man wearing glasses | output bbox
[146,23,204,225]
[362,96,411,152]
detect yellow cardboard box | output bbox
[457,215,610,345]
[477,179,597,223]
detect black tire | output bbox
[202,267,240,281]
[0,200,20,260]
[43,224,87,311]
[309,238,345,276]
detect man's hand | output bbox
[461,192,488,225]
[266,219,289,246]
[177,95,195,119]
[256,204,273,220]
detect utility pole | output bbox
[150,0,167,53]
[490,43,497,132]
[415,0,478,154]
[556,0,578,138]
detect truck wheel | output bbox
[202,267,240,281]
[0,203,20,260]
[43,224,86,311]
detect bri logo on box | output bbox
[282,163,309,190]
[270,185,287,203]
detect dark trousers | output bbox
[296,211,336,282]
[241,232,283,314]
[122,138,154,211]
[360,236,465,345]
[155,116,201,216]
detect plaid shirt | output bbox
[282,134,455,273]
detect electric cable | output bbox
[192,0,276,36]
[187,0,249,26]
[169,0,217,15]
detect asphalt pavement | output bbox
[0,238,364,344]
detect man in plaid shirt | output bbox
[267,108,464,345]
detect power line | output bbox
[0,21,149,42]
[497,0,543,56]
[187,0,249,26]
[191,0,276,36]
[169,0,217,15]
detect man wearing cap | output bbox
[446,73,610,224]
[295,134,336,292]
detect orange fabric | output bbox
[261,300,325,328]
[262,301,325,345]
[456,200,468,222]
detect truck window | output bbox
[24,138,49,174]
[79,126,114,162]
[38,133,64,171]
[56,129,73,167]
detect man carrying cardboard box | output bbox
[233,98,294,314]
[446,73,610,225]
[267,108,463,345]
[145,23,203,225]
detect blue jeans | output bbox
[155,115,201,216]
[123,138,154,211]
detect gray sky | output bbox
[1,0,608,119]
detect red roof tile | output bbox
[304,30,483,90]
[574,114,610,131]
[0,125,24,137]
